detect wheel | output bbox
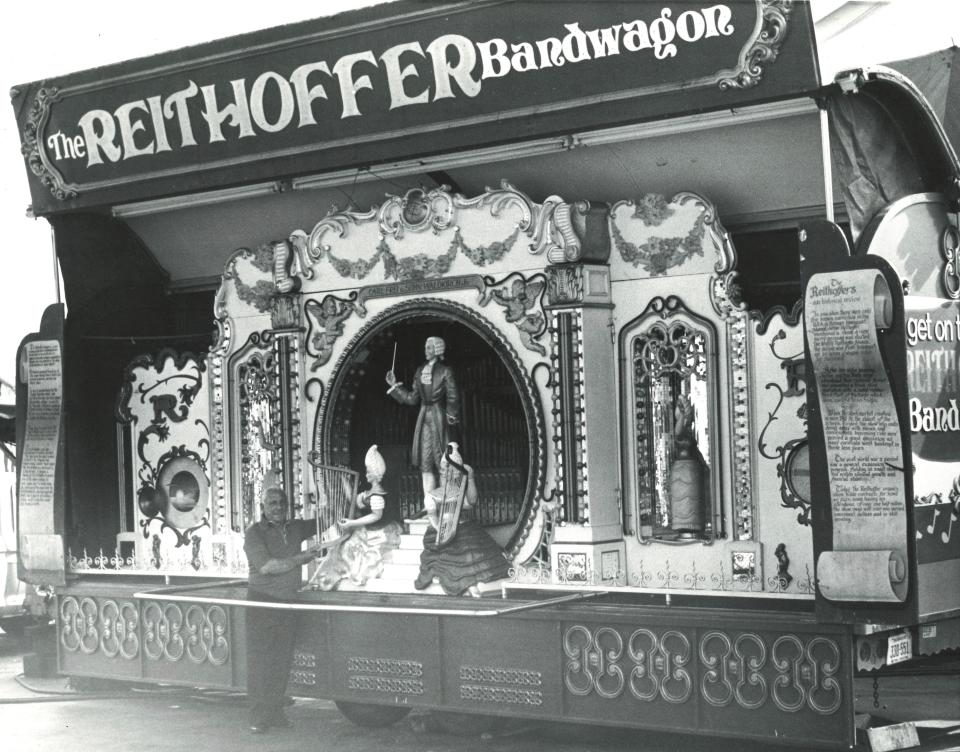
[334,701,411,728]
[430,710,499,736]
[0,615,34,639]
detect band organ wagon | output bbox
[10,2,960,748]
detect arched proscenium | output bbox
[313,298,547,558]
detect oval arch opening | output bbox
[320,302,539,555]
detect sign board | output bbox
[12,0,820,214]
[804,269,909,603]
[16,305,67,586]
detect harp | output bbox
[434,462,469,547]
[310,461,359,549]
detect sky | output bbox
[0,0,957,387]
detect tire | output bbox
[334,701,411,728]
[0,615,33,639]
[430,710,499,736]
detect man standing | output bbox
[244,485,323,734]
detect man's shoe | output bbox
[249,724,267,734]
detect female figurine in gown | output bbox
[315,445,401,590]
[415,443,510,597]
[385,336,461,496]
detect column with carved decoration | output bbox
[545,258,626,587]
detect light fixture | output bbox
[574,99,818,148]
[112,180,283,218]
[291,137,572,192]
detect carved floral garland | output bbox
[323,227,521,281]
[610,213,707,276]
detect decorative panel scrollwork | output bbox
[699,631,767,709]
[627,629,693,704]
[115,351,212,572]
[142,601,229,666]
[59,596,139,660]
[563,624,844,717]
[771,635,843,715]
[563,625,625,699]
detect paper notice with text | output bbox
[18,340,64,573]
[805,270,908,602]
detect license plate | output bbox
[886,631,912,666]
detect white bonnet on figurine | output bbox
[441,442,462,468]
[364,444,386,479]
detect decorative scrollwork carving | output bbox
[98,600,140,660]
[563,625,625,699]
[699,631,767,709]
[627,629,693,704]
[772,635,842,715]
[60,596,98,654]
[60,597,139,660]
[143,602,186,662]
[942,222,960,299]
[20,87,78,201]
[610,193,730,276]
[184,604,230,666]
[757,328,811,528]
[716,0,793,90]
[379,186,457,238]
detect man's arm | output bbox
[244,522,322,575]
[387,366,422,405]
[258,544,322,575]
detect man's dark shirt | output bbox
[244,518,314,598]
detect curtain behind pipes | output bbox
[826,91,926,243]
[889,47,960,163]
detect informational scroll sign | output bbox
[18,339,65,577]
[805,270,908,602]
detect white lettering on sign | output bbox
[886,631,912,666]
[54,4,736,167]
[906,304,960,433]
[909,398,960,433]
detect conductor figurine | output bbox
[385,336,461,495]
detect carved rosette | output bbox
[716,0,794,90]
[563,624,843,716]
